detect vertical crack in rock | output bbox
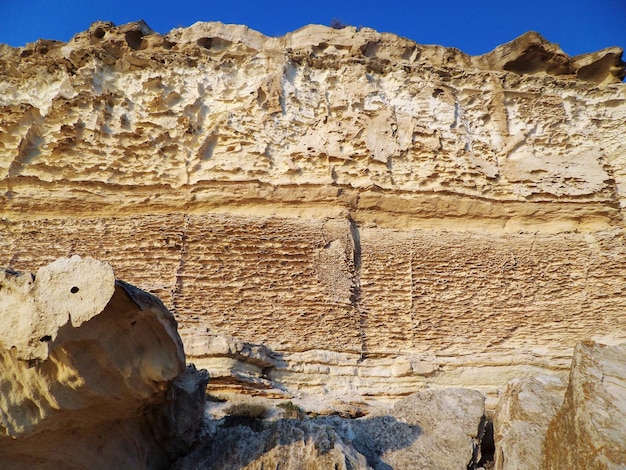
[579,233,595,319]
[171,214,190,315]
[408,241,417,348]
[598,152,625,223]
[349,217,367,358]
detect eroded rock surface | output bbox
[494,375,567,470]
[175,388,485,470]
[542,341,626,469]
[0,256,208,469]
[1,21,625,405]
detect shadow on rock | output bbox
[173,413,421,469]
[331,414,422,469]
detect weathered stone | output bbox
[0,256,208,469]
[494,375,567,470]
[1,21,625,405]
[185,330,279,392]
[542,341,626,469]
[0,256,116,361]
[174,418,371,470]
[175,387,485,469]
[368,388,486,469]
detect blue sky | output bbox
[0,0,625,56]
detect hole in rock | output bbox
[196,37,233,51]
[39,335,52,343]
[92,28,106,39]
[162,39,176,50]
[196,37,213,49]
[477,419,495,468]
[70,286,79,294]
[125,30,144,50]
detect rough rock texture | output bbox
[0,256,208,469]
[542,341,626,469]
[175,388,485,469]
[360,388,486,469]
[494,375,567,470]
[1,21,626,403]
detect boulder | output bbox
[174,418,371,470]
[0,256,208,469]
[494,375,567,469]
[175,387,485,469]
[358,388,486,469]
[542,341,626,469]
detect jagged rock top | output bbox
[1,21,624,85]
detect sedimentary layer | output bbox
[1,21,625,401]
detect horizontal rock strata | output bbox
[1,21,625,402]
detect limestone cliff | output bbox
[1,20,625,404]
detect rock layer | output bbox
[0,256,208,469]
[1,21,625,402]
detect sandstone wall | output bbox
[1,21,625,401]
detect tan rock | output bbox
[0,255,115,361]
[542,341,626,469]
[0,256,208,468]
[364,388,487,469]
[174,418,372,470]
[1,21,625,405]
[494,375,567,470]
[175,387,484,470]
[477,30,626,84]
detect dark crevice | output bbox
[171,214,190,315]
[92,28,106,39]
[478,419,495,467]
[469,416,495,469]
[125,30,144,50]
[349,217,367,359]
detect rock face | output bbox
[0,256,208,469]
[491,340,626,469]
[1,20,625,404]
[175,388,486,469]
[494,375,567,470]
[542,341,626,469]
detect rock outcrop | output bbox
[542,341,626,469]
[494,375,567,469]
[1,20,625,406]
[491,340,626,469]
[2,20,626,468]
[0,256,208,469]
[175,388,486,469]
